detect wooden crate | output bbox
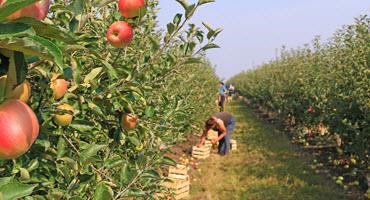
[160,177,190,200]
[168,164,189,180]
[192,146,210,159]
[204,140,212,149]
[230,139,237,150]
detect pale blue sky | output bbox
[157,1,370,80]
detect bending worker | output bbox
[198,112,236,156]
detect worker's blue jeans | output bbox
[218,117,236,156]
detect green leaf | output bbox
[100,60,118,79]
[28,35,64,70]
[0,23,35,39]
[148,36,160,51]
[93,183,113,200]
[80,144,107,163]
[14,18,76,44]
[201,43,220,51]
[26,159,39,172]
[175,0,189,10]
[202,21,214,32]
[161,156,177,166]
[184,57,203,65]
[127,136,140,147]
[0,177,12,188]
[142,170,160,179]
[68,0,85,15]
[166,23,175,35]
[0,36,64,71]
[70,120,95,132]
[0,0,38,21]
[58,157,78,171]
[125,189,146,196]
[19,168,30,181]
[199,0,215,5]
[56,136,66,158]
[84,67,103,84]
[173,13,182,26]
[14,51,27,85]
[0,182,37,200]
[120,164,136,185]
[87,100,105,117]
[145,106,155,117]
[185,4,196,18]
[212,28,223,39]
[104,157,125,169]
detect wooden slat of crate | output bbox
[168,173,188,180]
[173,179,189,190]
[192,146,210,152]
[192,154,209,159]
[162,177,189,189]
[174,184,189,195]
[169,165,188,176]
[192,150,210,155]
[204,140,212,148]
[175,191,189,200]
[192,151,210,156]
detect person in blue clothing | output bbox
[197,112,236,156]
[218,81,227,112]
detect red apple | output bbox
[50,74,68,100]
[121,113,138,130]
[0,0,50,21]
[107,21,133,47]
[307,106,314,113]
[118,0,145,18]
[0,100,39,159]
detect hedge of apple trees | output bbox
[0,0,221,199]
[230,16,369,193]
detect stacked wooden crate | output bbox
[192,146,210,159]
[230,139,237,150]
[162,164,190,200]
[204,140,212,149]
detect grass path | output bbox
[189,101,347,200]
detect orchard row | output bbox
[230,16,369,193]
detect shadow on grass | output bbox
[190,102,348,200]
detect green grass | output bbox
[190,101,347,200]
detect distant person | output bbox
[197,112,236,156]
[218,81,227,111]
[226,84,235,102]
[229,84,235,96]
